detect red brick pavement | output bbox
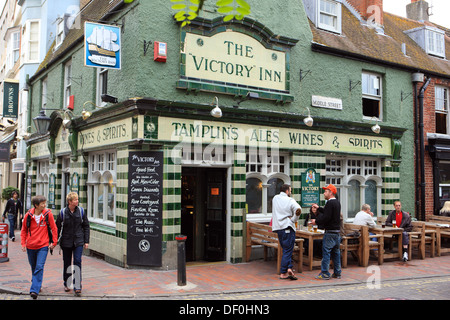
[1,230,450,298]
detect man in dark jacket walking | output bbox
[2,191,23,241]
[311,184,341,280]
[56,192,89,296]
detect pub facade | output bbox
[25,0,417,269]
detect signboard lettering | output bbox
[127,151,163,266]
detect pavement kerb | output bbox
[3,273,449,299]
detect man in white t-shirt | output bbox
[353,204,376,228]
[272,184,302,280]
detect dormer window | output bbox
[318,0,342,34]
[303,0,342,34]
[55,18,65,48]
[426,28,445,58]
[405,26,445,59]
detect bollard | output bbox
[175,235,187,286]
[0,223,9,263]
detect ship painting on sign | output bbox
[85,23,120,68]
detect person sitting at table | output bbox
[303,206,323,257]
[385,201,413,262]
[439,201,450,217]
[354,204,376,228]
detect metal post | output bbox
[175,235,187,286]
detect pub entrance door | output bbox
[181,167,227,262]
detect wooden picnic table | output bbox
[295,226,324,271]
[423,221,450,256]
[369,225,404,262]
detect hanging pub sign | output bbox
[127,151,163,267]
[2,80,19,119]
[0,143,10,162]
[84,22,121,70]
[301,168,320,207]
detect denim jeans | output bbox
[276,227,296,274]
[27,247,49,294]
[62,245,83,290]
[7,214,15,238]
[321,232,341,276]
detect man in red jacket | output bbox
[21,195,58,299]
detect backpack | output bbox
[25,209,54,248]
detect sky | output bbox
[383,0,450,28]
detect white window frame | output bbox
[317,0,342,34]
[96,68,108,107]
[61,157,71,209]
[87,150,117,227]
[326,156,382,221]
[246,151,290,222]
[435,86,449,134]
[64,60,72,108]
[42,77,48,109]
[22,20,40,63]
[55,18,65,49]
[362,72,383,120]
[426,27,445,58]
[36,160,49,200]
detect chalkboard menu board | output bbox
[127,151,163,266]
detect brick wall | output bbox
[419,77,450,219]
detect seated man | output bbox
[353,204,376,228]
[385,201,413,262]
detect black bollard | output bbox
[175,235,187,286]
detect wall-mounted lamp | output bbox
[234,92,259,108]
[33,110,52,135]
[82,101,96,120]
[62,110,74,129]
[210,97,222,118]
[371,117,381,134]
[303,107,314,127]
[101,94,118,104]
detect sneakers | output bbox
[315,272,331,280]
[315,272,341,280]
[403,252,408,262]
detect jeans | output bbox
[27,247,49,294]
[276,227,296,274]
[321,232,341,276]
[7,214,15,238]
[62,245,84,290]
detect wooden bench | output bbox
[246,221,303,274]
[428,216,450,256]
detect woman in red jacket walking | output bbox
[21,195,58,299]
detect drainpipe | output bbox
[415,73,431,221]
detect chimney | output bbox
[406,0,430,22]
[346,0,384,25]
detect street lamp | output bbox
[33,110,52,135]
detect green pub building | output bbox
[25,0,416,268]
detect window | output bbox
[317,0,342,34]
[64,60,72,107]
[436,86,449,134]
[246,151,289,221]
[362,72,382,119]
[326,156,382,220]
[426,28,445,58]
[438,161,450,209]
[55,19,65,48]
[61,157,70,208]
[96,68,108,106]
[36,160,49,199]
[28,21,40,61]
[42,77,48,109]
[87,151,117,225]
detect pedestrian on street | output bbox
[311,184,342,280]
[2,190,23,241]
[56,192,90,296]
[271,184,302,280]
[21,195,58,299]
[385,201,413,261]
